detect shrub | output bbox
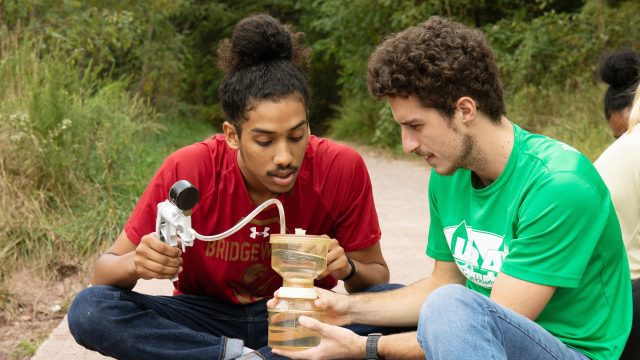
[0,32,159,275]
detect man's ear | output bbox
[223,121,239,149]
[456,97,477,125]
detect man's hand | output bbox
[271,316,366,360]
[267,287,353,326]
[133,233,183,280]
[317,238,352,281]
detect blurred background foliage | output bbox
[1,0,639,275]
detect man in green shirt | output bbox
[268,16,631,360]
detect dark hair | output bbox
[217,14,310,134]
[599,49,640,120]
[367,16,505,122]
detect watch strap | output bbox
[343,256,357,281]
[364,332,382,359]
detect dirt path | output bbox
[28,145,434,359]
[356,145,434,285]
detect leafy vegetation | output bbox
[0,30,213,278]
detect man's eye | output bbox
[256,140,272,147]
[290,136,304,142]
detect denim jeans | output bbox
[417,284,590,360]
[620,278,640,359]
[67,283,406,360]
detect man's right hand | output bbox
[267,287,353,326]
[133,233,183,280]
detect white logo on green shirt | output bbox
[444,221,508,288]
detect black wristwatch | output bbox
[364,333,382,359]
[343,256,357,281]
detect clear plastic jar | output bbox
[268,297,324,350]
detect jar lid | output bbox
[278,286,318,299]
[270,233,331,245]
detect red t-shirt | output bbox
[124,135,381,304]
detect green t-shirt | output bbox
[426,124,632,360]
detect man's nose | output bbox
[401,127,420,154]
[273,142,293,166]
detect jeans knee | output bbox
[421,284,468,318]
[417,284,470,347]
[67,286,118,343]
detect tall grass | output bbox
[0,31,213,279]
[509,84,614,161]
[335,82,615,161]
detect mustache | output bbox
[414,150,428,157]
[266,166,298,176]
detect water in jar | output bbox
[268,307,324,350]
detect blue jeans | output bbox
[417,284,590,360]
[67,283,406,360]
[620,278,640,359]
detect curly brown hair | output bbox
[367,16,505,122]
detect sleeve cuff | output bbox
[501,262,580,288]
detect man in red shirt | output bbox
[67,14,392,360]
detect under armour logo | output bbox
[249,227,270,239]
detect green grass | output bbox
[0,31,216,280]
[135,115,217,195]
[14,337,45,359]
[509,84,613,161]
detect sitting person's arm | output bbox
[271,260,466,359]
[91,230,181,290]
[318,240,389,292]
[491,272,556,320]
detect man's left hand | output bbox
[271,316,365,360]
[317,238,352,281]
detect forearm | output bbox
[377,332,424,359]
[91,252,139,289]
[349,277,432,326]
[344,260,389,293]
[349,267,465,327]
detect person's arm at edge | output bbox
[91,230,140,289]
[347,260,465,326]
[377,332,424,359]
[273,260,465,359]
[362,262,466,359]
[343,242,389,293]
[491,272,556,320]
[91,230,182,290]
[367,268,556,359]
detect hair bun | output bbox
[218,14,299,73]
[600,49,640,88]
